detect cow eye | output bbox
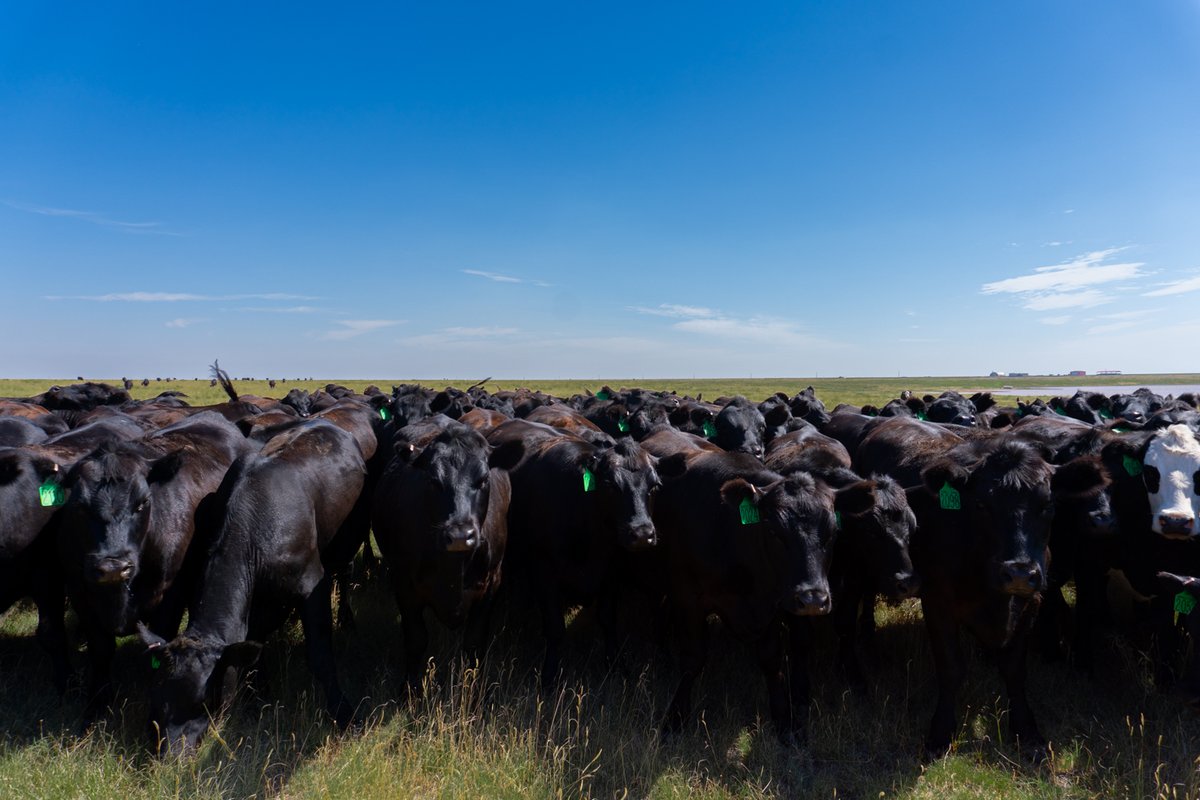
[136,500,149,513]
[1143,465,1161,493]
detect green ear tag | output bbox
[916,412,928,421]
[150,654,162,670]
[834,511,843,530]
[702,421,717,439]
[1099,408,1113,419]
[1054,407,1066,416]
[38,480,66,508]
[617,416,630,433]
[938,482,961,511]
[738,497,760,525]
[582,468,596,493]
[595,390,610,401]
[1122,455,1142,477]
[1175,591,1196,618]
[378,407,391,421]
[1112,426,1130,434]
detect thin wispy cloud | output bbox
[1085,309,1158,335]
[1039,315,1071,325]
[5,200,180,235]
[981,248,1145,311]
[1143,274,1200,297]
[239,305,323,314]
[321,319,404,341]
[630,303,830,348]
[164,318,201,328]
[399,326,520,347]
[462,269,552,287]
[46,292,319,302]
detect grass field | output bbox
[2,375,1199,799]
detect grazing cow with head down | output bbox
[138,419,367,755]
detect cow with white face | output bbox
[1143,424,1200,538]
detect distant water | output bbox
[988,384,1200,397]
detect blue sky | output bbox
[3,2,1199,379]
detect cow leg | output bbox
[834,583,867,693]
[401,601,431,696]
[334,569,356,631]
[1071,564,1106,673]
[998,631,1046,759]
[787,617,813,737]
[31,579,70,695]
[596,588,623,666]
[80,614,117,725]
[1034,584,1068,663]
[299,576,353,730]
[462,595,495,665]
[922,599,964,757]
[662,610,707,735]
[537,586,566,689]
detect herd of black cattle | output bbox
[3,367,1200,759]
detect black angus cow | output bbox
[138,419,367,754]
[0,417,149,691]
[765,428,920,690]
[653,449,873,743]
[372,418,519,690]
[709,396,767,457]
[1156,572,1200,711]
[925,391,978,427]
[858,422,1106,757]
[789,387,832,427]
[0,416,49,447]
[55,413,257,719]
[486,425,660,683]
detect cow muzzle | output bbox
[998,560,1043,596]
[889,571,921,601]
[620,524,658,551]
[1156,513,1195,540]
[88,556,136,585]
[443,526,479,553]
[786,585,832,616]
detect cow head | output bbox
[922,440,1055,596]
[1156,572,1200,712]
[139,624,262,755]
[846,474,920,601]
[60,443,184,600]
[1143,424,1200,539]
[789,387,832,427]
[393,423,519,553]
[582,439,660,550]
[719,472,862,616]
[926,392,978,427]
[712,397,767,457]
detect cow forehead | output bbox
[1145,425,1200,470]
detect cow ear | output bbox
[393,440,421,464]
[430,391,452,413]
[762,403,790,427]
[488,439,524,471]
[1052,457,1108,496]
[0,454,20,486]
[719,478,759,508]
[906,398,926,414]
[921,395,936,405]
[148,452,184,484]
[690,407,713,426]
[860,404,880,417]
[922,460,970,495]
[30,456,61,483]
[137,621,169,651]
[218,640,263,671]
[656,452,689,480]
[835,480,877,517]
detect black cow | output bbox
[138,419,367,754]
[56,413,256,719]
[766,429,919,690]
[789,387,832,427]
[654,450,872,743]
[487,426,660,683]
[859,425,1104,757]
[925,391,978,427]
[710,396,767,457]
[372,419,519,690]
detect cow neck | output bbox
[185,537,257,645]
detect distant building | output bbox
[989,371,1004,377]
[1009,372,1029,378]
[1097,369,1123,376]
[1069,370,1087,377]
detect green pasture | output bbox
[1,375,1199,799]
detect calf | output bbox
[138,419,367,754]
[372,420,519,690]
[654,450,871,742]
